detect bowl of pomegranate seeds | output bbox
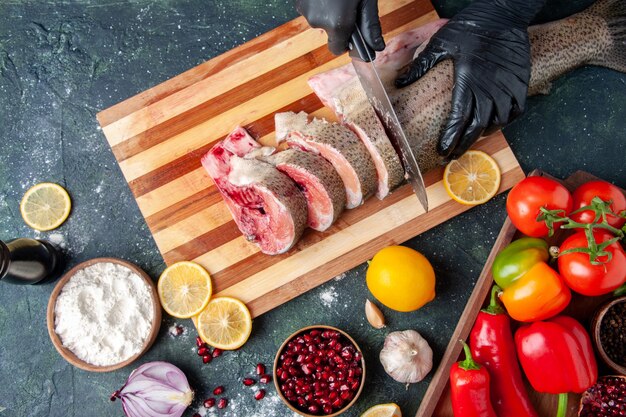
[273,325,365,416]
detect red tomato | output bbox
[558,230,626,296]
[506,177,573,237]
[570,180,626,228]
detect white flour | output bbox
[54,262,154,366]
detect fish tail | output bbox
[585,0,626,72]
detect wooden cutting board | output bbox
[96,0,525,318]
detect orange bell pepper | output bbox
[493,238,571,322]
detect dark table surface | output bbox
[1,1,624,416]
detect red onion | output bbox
[111,361,193,417]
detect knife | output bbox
[349,27,429,212]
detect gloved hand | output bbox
[296,0,385,56]
[396,0,545,159]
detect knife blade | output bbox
[349,27,429,212]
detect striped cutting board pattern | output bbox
[96,0,525,318]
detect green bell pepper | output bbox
[492,237,549,288]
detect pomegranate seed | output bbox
[350,380,360,390]
[323,404,334,414]
[196,336,204,347]
[329,391,338,400]
[212,348,223,358]
[340,391,352,400]
[354,352,362,362]
[213,386,225,395]
[259,374,271,384]
[198,346,209,356]
[203,355,212,364]
[203,398,216,408]
[332,398,343,408]
[243,378,256,386]
[254,389,266,400]
[192,413,201,417]
[297,397,307,407]
[217,398,228,409]
[170,325,184,336]
[308,404,320,413]
[310,330,321,337]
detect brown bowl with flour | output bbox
[46,258,161,372]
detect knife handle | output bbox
[349,27,375,62]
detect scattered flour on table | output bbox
[333,272,347,281]
[320,286,337,308]
[54,262,154,366]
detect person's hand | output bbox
[396,0,545,159]
[296,0,385,56]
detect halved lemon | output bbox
[361,403,402,417]
[196,296,252,350]
[443,150,501,205]
[20,182,72,231]
[158,261,212,318]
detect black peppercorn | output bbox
[599,301,626,367]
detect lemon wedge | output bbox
[443,150,501,205]
[361,403,402,417]
[196,296,252,350]
[20,182,71,231]
[158,261,212,318]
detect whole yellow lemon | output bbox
[366,245,436,312]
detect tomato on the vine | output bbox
[558,230,626,296]
[506,177,573,237]
[570,180,626,229]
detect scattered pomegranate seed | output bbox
[169,325,184,336]
[254,389,266,400]
[198,346,209,356]
[217,398,228,409]
[243,378,256,386]
[192,413,201,417]
[202,355,212,364]
[203,398,216,408]
[259,374,271,384]
[213,386,225,395]
[256,363,266,375]
[196,336,204,347]
[212,348,223,358]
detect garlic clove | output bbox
[365,299,386,329]
[379,330,433,384]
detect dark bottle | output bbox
[0,238,62,284]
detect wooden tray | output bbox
[417,170,623,417]
[96,0,524,318]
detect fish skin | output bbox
[392,0,626,171]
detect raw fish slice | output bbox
[201,126,307,255]
[266,149,346,232]
[307,20,448,198]
[276,112,378,209]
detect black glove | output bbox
[396,0,545,159]
[296,0,385,56]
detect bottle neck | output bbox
[0,240,10,279]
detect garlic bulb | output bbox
[380,330,433,384]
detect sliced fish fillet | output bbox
[307,20,448,198]
[266,149,345,232]
[276,112,378,209]
[201,126,307,255]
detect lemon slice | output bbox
[158,261,212,318]
[443,150,501,205]
[361,403,402,417]
[196,296,252,350]
[20,182,72,231]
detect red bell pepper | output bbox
[470,286,538,417]
[515,315,598,417]
[450,341,497,417]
